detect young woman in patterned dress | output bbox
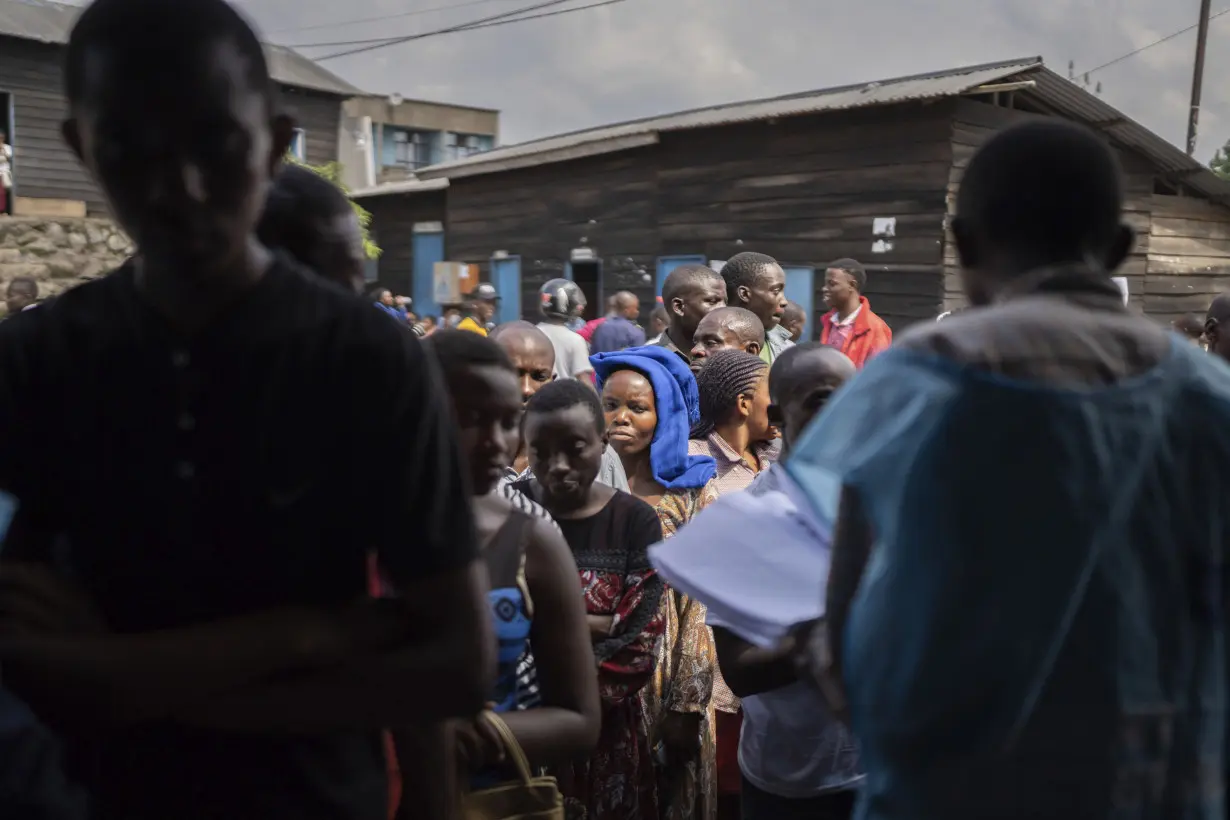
[515,379,666,820]
[591,346,719,820]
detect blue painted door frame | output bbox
[655,255,706,297]
[782,266,816,341]
[491,256,522,323]
[411,231,445,319]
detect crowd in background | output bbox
[3,2,1230,820]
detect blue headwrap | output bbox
[591,345,717,490]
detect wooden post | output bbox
[1187,0,1213,156]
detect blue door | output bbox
[412,231,445,319]
[491,256,522,323]
[783,266,815,341]
[655,255,706,297]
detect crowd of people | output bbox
[2,1,1230,820]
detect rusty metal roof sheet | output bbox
[0,0,364,96]
[417,57,1043,179]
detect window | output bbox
[390,129,431,169]
[444,132,488,162]
[290,128,306,161]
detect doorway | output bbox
[567,260,602,320]
[0,91,12,215]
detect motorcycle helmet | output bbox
[539,278,586,320]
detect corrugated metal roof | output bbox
[417,57,1043,179]
[417,57,1230,209]
[262,44,364,97]
[350,177,450,199]
[0,0,364,97]
[1021,68,1230,203]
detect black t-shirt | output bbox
[0,258,477,819]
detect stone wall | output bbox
[0,217,134,308]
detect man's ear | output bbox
[746,340,763,356]
[736,285,751,305]
[670,296,686,318]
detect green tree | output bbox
[1211,139,1230,181]
[284,156,382,260]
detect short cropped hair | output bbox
[721,252,779,295]
[827,258,866,291]
[525,378,605,435]
[66,0,272,109]
[662,264,723,305]
[956,120,1123,262]
[422,329,513,378]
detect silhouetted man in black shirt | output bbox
[0,1,493,818]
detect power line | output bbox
[288,0,617,50]
[264,0,525,36]
[310,0,623,60]
[1083,7,1230,76]
[305,0,578,56]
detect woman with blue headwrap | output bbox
[591,345,719,820]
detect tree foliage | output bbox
[1210,139,1230,181]
[284,156,382,260]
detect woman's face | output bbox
[450,364,522,495]
[745,372,773,443]
[602,370,657,459]
[524,404,605,511]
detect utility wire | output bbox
[308,0,623,60]
[1083,7,1230,76]
[292,0,624,51]
[264,0,525,36]
[306,0,578,57]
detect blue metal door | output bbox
[655,255,706,297]
[491,256,522,323]
[411,231,445,319]
[783,266,815,341]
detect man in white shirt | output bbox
[708,343,860,820]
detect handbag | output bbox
[462,711,564,820]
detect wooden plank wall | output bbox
[362,190,447,297]
[445,104,952,329]
[944,98,1154,312]
[655,104,952,330]
[275,87,343,169]
[446,147,660,321]
[1146,194,1230,322]
[0,37,106,215]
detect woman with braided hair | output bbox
[687,348,777,819]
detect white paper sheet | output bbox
[649,471,833,648]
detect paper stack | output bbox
[649,470,835,649]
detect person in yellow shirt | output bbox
[456,282,500,336]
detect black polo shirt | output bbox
[0,257,476,820]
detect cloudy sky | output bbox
[235,0,1230,159]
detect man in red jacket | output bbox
[819,258,892,368]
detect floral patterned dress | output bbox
[546,489,667,820]
[639,486,720,820]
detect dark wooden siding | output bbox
[656,104,952,330]
[446,104,953,329]
[944,97,1157,314]
[1145,194,1230,323]
[275,87,342,168]
[362,190,446,296]
[446,147,660,321]
[0,36,106,214]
